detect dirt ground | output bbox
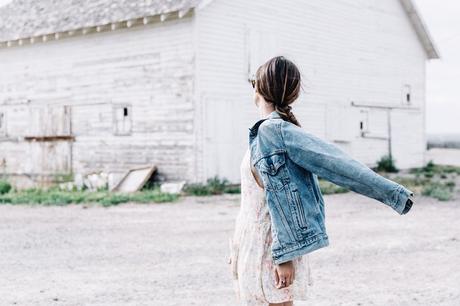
[0,192,459,306]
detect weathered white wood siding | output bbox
[0,0,430,187]
[0,15,196,187]
[195,0,428,183]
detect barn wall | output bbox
[195,0,428,183]
[0,15,196,187]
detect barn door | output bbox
[390,109,424,168]
[26,105,73,175]
[203,95,254,183]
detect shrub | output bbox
[0,180,12,195]
[0,186,179,206]
[183,183,211,196]
[183,176,240,196]
[421,182,454,201]
[375,155,398,173]
[206,176,229,194]
[318,179,349,195]
[223,184,241,194]
[409,160,460,177]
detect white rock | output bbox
[160,181,186,194]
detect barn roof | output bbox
[399,0,440,59]
[0,0,200,43]
[0,0,439,59]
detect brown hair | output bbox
[255,56,303,127]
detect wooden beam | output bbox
[24,135,75,142]
[160,13,168,22]
[350,101,420,110]
[178,8,190,18]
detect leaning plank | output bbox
[111,165,157,193]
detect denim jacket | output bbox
[248,110,414,265]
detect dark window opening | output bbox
[403,85,412,105]
[113,105,132,136]
[360,121,363,130]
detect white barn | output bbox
[0,0,439,188]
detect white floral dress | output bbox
[228,148,313,305]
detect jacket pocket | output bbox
[307,178,322,216]
[258,151,286,175]
[291,189,309,229]
[256,152,289,191]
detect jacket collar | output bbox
[248,110,281,140]
[267,110,282,120]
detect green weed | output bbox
[0,186,178,206]
[318,179,349,195]
[183,176,239,196]
[421,182,455,201]
[0,180,11,195]
[375,155,399,173]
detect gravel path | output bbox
[0,193,459,306]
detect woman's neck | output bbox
[258,104,275,119]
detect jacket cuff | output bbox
[391,184,414,215]
[402,198,413,214]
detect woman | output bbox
[228,56,414,306]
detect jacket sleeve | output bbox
[279,120,414,215]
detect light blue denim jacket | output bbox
[248,110,414,264]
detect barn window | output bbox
[359,110,369,135]
[113,104,132,135]
[402,84,412,105]
[359,109,389,139]
[0,111,6,136]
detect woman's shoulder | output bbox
[257,118,283,137]
[278,120,321,142]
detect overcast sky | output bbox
[414,0,460,134]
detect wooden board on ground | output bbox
[111,165,157,193]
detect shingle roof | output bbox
[0,0,200,43]
[0,0,439,60]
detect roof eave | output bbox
[0,7,195,49]
[399,0,440,59]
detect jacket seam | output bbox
[278,120,285,144]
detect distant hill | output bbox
[427,133,460,149]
